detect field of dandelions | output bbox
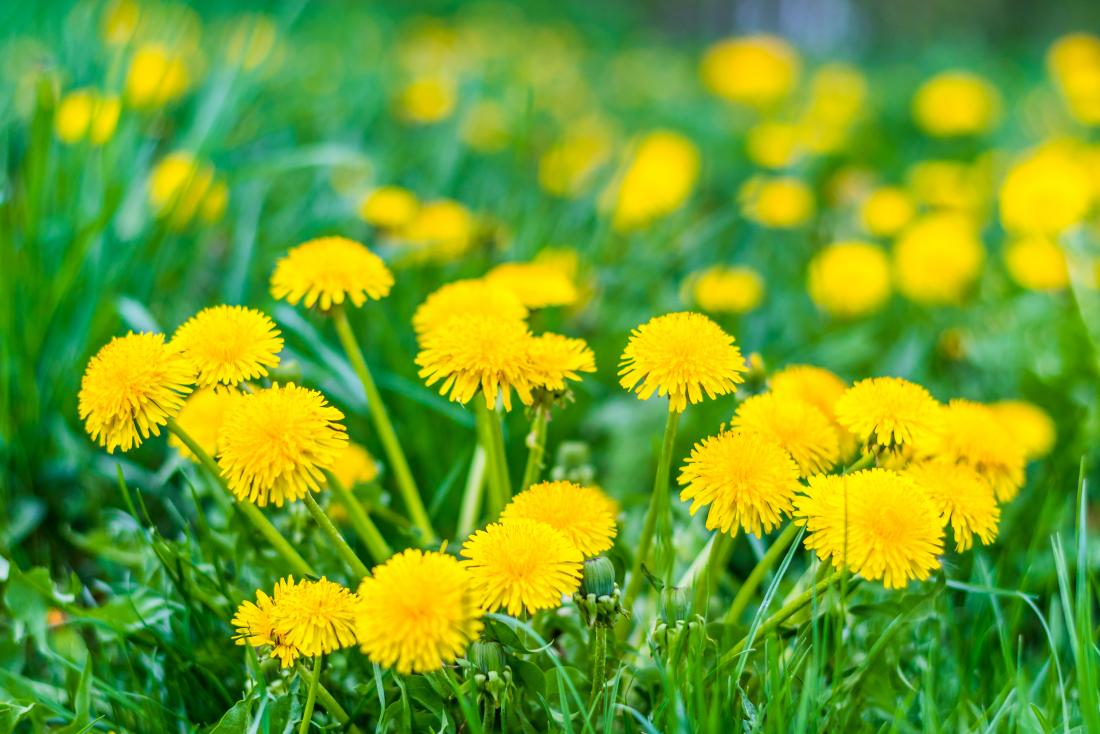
[3,1,1100,732]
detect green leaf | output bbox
[208,697,251,734]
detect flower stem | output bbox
[724,523,799,625]
[844,451,875,474]
[622,409,682,611]
[166,419,315,578]
[457,445,488,539]
[692,531,733,617]
[476,399,511,517]
[303,491,371,580]
[520,402,550,491]
[298,655,322,734]
[588,625,608,709]
[331,306,436,543]
[313,679,363,734]
[324,472,392,563]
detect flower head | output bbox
[688,266,765,315]
[619,312,745,413]
[328,441,379,488]
[769,364,857,458]
[217,383,347,506]
[396,199,475,263]
[271,577,359,657]
[168,387,239,461]
[893,213,985,305]
[125,43,190,108]
[678,430,801,537]
[610,130,701,231]
[232,577,300,668]
[270,236,394,310]
[835,377,942,454]
[415,314,537,411]
[700,35,800,108]
[485,262,579,309]
[461,519,583,615]
[912,71,1001,137]
[55,88,120,145]
[172,305,282,388]
[999,144,1094,235]
[860,186,915,238]
[412,279,528,339]
[501,481,617,556]
[527,334,596,392]
[991,400,1056,460]
[358,186,419,230]
[808,241,892,318]
[906,459,1000,551]
[733,392,840,476]
[795,469,944,589]
[739,176,815,229]
[79,333,194,453]
[933,400,1026,501]
[356,549,483,674]
[1004,236,1070,292]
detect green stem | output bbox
[477,399,511,517]
[302,492,371,580]
[622,409,682,610]
[844,451,875,474]
[457,445,488,539]
[332,306,436,543]
[325,472,392,564]
[298,656,322,734]
[520,402,550,491]
[724,523,799,625]
[692,532,733,617]
[589,625,608,710]
[481,697,495,734]
[313,681,363,734]
[167,419,315,578]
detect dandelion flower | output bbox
[269,577,359,657]
[991,400,1056,460]
[999,144,1094,235]
[687,266,765,315]
[769,364,857,458]
[327,441,379,489]
[700,35,800,108]
[610,130,701,231]
[501,481,617,556]
[358,185,419,230]
[739,176,815,229]
[461,518,583,615]
[356,549,483,674]
[412,279,528,339]
[55,88,120,145]
[172,305,283,388]
[795,469,944,589]
[860,186,915,238]
[232,577,300,668]
[678,430,800,537]
[1004,236,1070,292]
[933,400,1027,501]
[485,262,579,309]
[733,392,840,476]
[893,213,985,305]
[217,383,348,506]
[808,241,892,318]
[79,333,194,453]
[415,314,537,411]
[912,71,1001,137]
[619,312,745,413]
[906,459,1000,551]
[125,43,190,108]
[270,236,394,310]
[527,334,596,392]
[397,199,475,263]
[835,377,942,454]
[167,388,239,461]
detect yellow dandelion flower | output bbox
[768,364,858,457]
[906,459,1000,552]
[808,241,892,318]
[270,236,394,310]
[462,518,583,615]
[999,144,1094,235]
[745,121,803,169]
[501,481,617,556]
[527,333,596,392]
[231,577,300,668]
[893,213,985,305]
[619,312,745,413]
[733,392,840,476]
[700,35,800,108]
[609,130,701,231]
[356,549,483,674]
[678,430,800,537]
[167,388,239,461]
[148,152,225,230]
[739,176,815,229]
[217,383,348,507]
[485,262,579,309]
[412,279,528,339]
[328,441,379,488]
[835,376,942,454]
[358,186,419,230]
[55,88,120,145]
[125,43,191,108]
[79,333,195,454]
[269,577,359,657]
[687,265,765,315]
[171,305,283,388]
[933,400,1027,501]
[991,400,1056,460]
[396,199,476,263]
[1004,236,1070,292]
[795,469,944,589]
[415,314,537,411]
[912,71,1001,137]
[860,186,915,238]
[538,116,615,198]
[396,76,457,125]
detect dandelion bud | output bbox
[581,556,617,598]
[467,639,506,676]
[659,586,691,625]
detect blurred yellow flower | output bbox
[172,305,282,388]
[746,121,802,169]
[168,388,238,462]
[396,76,456,125]
[527,333,596,392]
[397,199,475,262]
[835,376,942,455]
[100,0,140,46]
[609,130,700,231]
[770,364,857,458]
[461,99,510,153]
[54,89,120,145]
[412,279,527,339]
[740,176,815,229]
[803,62,867,130]
[501,481,617,556]
[358,186,419,230]
[906,459,1000,552]
[912,71,1001,137]
[327,441,379,488]
[860,186,915,238]
[907,160,985,211]
[933,400,1026,501]
[893,213,985,305]
[270,236,394,310]
[700,35,800,108]
[1004,236,1070,291]
[733,392,840,476]
[485,262,578,309]
[147,152,227,229]
[538,117,614,197]
[688,265,765,315]
[125,43,191,108]
[999,144,1094,235]
[1047,33,1100,125]
[807,241,891,318]
[991,400,1056,460]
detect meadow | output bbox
[2,1,1100,732]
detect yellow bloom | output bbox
[688,266,765,315]
[746,121,802,169]
[619,312,745,413]
[803,62,867,131]
[1004,236,1070,292]
[172,305,282,388]
[795,469,944,589]
[412,279,528,339]
[231,577,300,668]
[906,459,1000,552]
[269,577,359,658]
[700,35,800,108]
[148,152,227,229]
[100,0,140,46]
[79,333,194,454]
[484,262,578,309]
[416,313,537,411]
[54,89,120,145]
[356,549,483,674]
[739,176,815,229]
[769,364,857,459]
[1047,33,1100,125]
[396,76,456,125]
[907,159,986,212]
[328,441,379,488]
[678,429,800,537]
[991,400,1056,460]
[934,400,1027,502]
[217,383,348,507]
[610,130,700,231]
[893,213,985,305]
[860,186,915,238]
[538,117,615,197]
[501,481,617,556]
[396,199,475,263]
[733,392,840,476]
[999,144,1094,235]
[527,333,596,392]
[808,241,891,318]
[270,236,394,310]
[912,71,1001,137]
[358,186,419,230]
[461,99,510,153]
[835,376,942,454]
[167,387,239,461]
[125,43,191,108]
[461,518,583,615]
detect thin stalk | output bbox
[457,445,488,539]
[302,492,371,579]
[589,625,608,709]
[298,656,322,734]
[331,306,436,543]
[724,523,799,625]
[313,680,363,734]
[481,697,495,734]
[324,472,392,563]
[520,402,550,491]
[476,399,511,517]
[844,451,875,474]
[167,419,315,577]
[692,532,733,617]
[622,409,682,610]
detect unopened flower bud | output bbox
[467,639,505,676]
[581,556,616,598]
[660,586,691,625]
